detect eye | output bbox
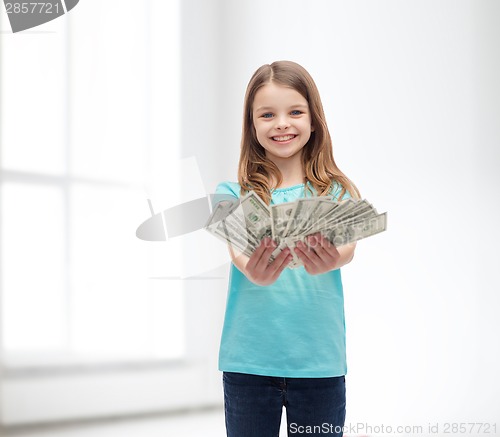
[291,110,303,116]
[262,113,274,119]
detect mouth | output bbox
[270,134,297,143]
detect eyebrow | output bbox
[254,104,309,112]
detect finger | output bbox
[315,233,340,258]
[297,238,331,273]
[316,234,341,266]
[296,239,324,273]
[267,246,291,274]
[293,244,312,272]
[295,240,318,264]
[255,237,277,272]
[307,234,337,263]
[246,237,273,272]
[257,238,279,271]
[270,250,293,281]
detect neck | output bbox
[267,151,305,188]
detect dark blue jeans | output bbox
[223,371,346,437]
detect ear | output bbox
[311,125,315,132]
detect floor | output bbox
[1,407,290,437]
[1,408,473,437]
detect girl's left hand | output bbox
[293,232,340,275]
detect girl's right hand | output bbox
[244,237,292,286]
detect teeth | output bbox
[273,135,296,141]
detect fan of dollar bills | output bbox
[204,190,387,269]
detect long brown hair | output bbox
[237,60,361,205]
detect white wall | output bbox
[1,0,498,431]
[198,0,500,430]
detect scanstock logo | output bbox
[3,0,79,33]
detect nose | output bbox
[275,115,290,130]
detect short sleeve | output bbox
[211,181,241,210]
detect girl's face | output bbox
[252,82,314,163]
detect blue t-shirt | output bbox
[214,180,351,378]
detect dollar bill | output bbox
[271,201,296,239]
[204,189,387,270]
[238,190,273,241]
[323,212,388,247]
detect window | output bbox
[0,0,185,367]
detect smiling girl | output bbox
[214,60,361,437]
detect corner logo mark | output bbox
[3,0,79,33]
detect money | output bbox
[204,190,387,269]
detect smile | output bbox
[271,134,297,142]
